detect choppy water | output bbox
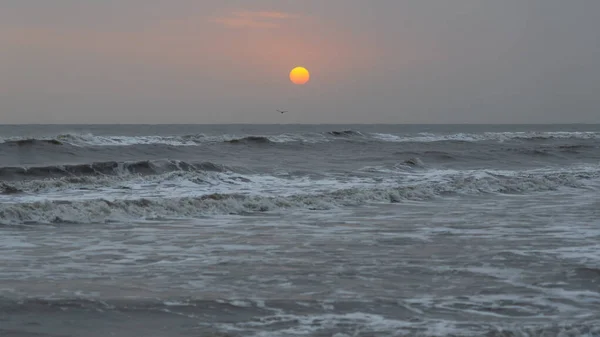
[1,124,599,336]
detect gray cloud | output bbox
[1,0,599,124]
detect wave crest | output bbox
[327,130,363,137]
[226,136,272,144]
[1,167,597,225]
[1,130,599,148]
[3,139,63,146]
[0,160,228,181]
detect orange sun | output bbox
[289,66,310,85]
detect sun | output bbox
[289,66,310,85]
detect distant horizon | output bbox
[2,122,599,126]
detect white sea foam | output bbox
[0,132,325,147]
[0,163,598,225]
[371,131,600,143]
[213,310,600,337]
[2,130,598,147]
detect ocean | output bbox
[0,124,599,337]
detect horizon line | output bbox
[1,122,599,126]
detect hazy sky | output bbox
[1,0,599,124]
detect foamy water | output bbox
[1,124,599,336]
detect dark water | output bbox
[1,124,599,336]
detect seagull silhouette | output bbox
[277,109,288,114]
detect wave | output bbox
[0,297,597,337]
[2,139,64,146]
[0,169,246,196]
[556,144,597,153]
[1,130,599,148]
[1,167,597,225]
[372,131,600,143]
[0,160,229,181]
[400,157,426,168]
[0,182,22,195]
[327,130,363,137]
[0,133,201,147]
[226,136,272,144]
[0,132,311,147]
[393,151,458,162]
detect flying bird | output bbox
[277,109,288,114]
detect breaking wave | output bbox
[2,139,64,146]
[0,160,229,181]
[1,167,597,225]
[327,130,364,137]
[3,130,597,148]
[372,131,600,143]
[0,183,22,195]
[401,157,426,167]
[0,132,311,147]
[226,136,272,144]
